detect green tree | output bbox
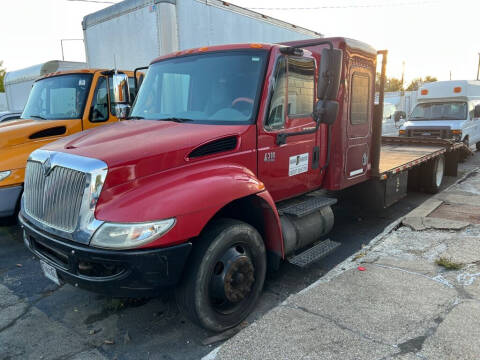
[375,73,403,92]
[0,61,5,92]
[406,76,437,91]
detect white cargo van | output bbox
[399,80,480,149]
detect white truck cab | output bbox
[399,80,480,149]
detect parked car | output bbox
[0,111,22,123]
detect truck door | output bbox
[345,67,374,179]
[84,75,113,129]
[257,54,319,201]
[84,74,134,129]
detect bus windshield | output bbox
[22,74,93,120]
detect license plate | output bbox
[422,132,431,136]
[40,260,61,286]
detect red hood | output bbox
[44,120,251,188]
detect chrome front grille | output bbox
[24,161,87,232]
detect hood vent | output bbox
[189,136,238,158]
[29,126,66,139]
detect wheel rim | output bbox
[209,244,256,315]
[435,157,445,187]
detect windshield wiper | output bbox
[127,116,145,120]
[158,117,194,123]
[439,116,463,120]
[29,115,47,120]
[410,117,427,120]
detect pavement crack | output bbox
[372,263,454,288]
[0,285,64,334]
[285,304,394,348]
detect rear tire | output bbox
[176,219,266,332]
[421,155,445,194]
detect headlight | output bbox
[0,170,11,182]
[90,218,176,249]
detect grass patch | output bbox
[435,257,463,270]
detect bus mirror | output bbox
[317,48,343,100]
[314,100,339,125]
[393,110,406,123]
[112,73,130,104]
[474,104,480,118]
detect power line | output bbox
[248,0,441,10]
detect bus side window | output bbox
[90,77,109,122]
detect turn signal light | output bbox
[454,87,462,93]
[452,129,462,134]
[421,89,428,95]
[250,43,263,48]
[399,130,406,135]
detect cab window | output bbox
[287,57,315,117]
[266,56,315,130]
[350,73,370,125]
[90,77,109,122]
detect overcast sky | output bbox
[1,0,479,84]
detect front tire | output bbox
[176,219,266,332]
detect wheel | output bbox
[421,155,445,194]
[176,219,266,332]
[476,142,480,151]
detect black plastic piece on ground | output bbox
[288,239,341,267]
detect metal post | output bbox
[372,50,388,176]
[59,39,84,61]
[477,53,480,80]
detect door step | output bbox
[278,196,337,217]
[288,239,340,267]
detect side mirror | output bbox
[314,100,339,125]
[393,111,406,123]
[317,48,343,101]
[474,104,480,118]
[111,73,130,119]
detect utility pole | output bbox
[450,70,452,80]
[401,60,405,95]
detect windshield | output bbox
[22,74,93,120]
[130,50,268,124]
[409,102,467,121]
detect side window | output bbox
[266,57,287,129]
[350,73,370,125]
[287,57,315,117]
[90,77,109,122]
[128,77,136,104]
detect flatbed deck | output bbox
[377,136,468,178]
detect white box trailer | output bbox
[4,60,87,112]
[82,0,322,70]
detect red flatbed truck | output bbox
[19,37,467,332]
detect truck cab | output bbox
[399,80,480,149]
[0,69,136,218]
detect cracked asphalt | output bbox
[209,155,480,360]
[1,153,480,360]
